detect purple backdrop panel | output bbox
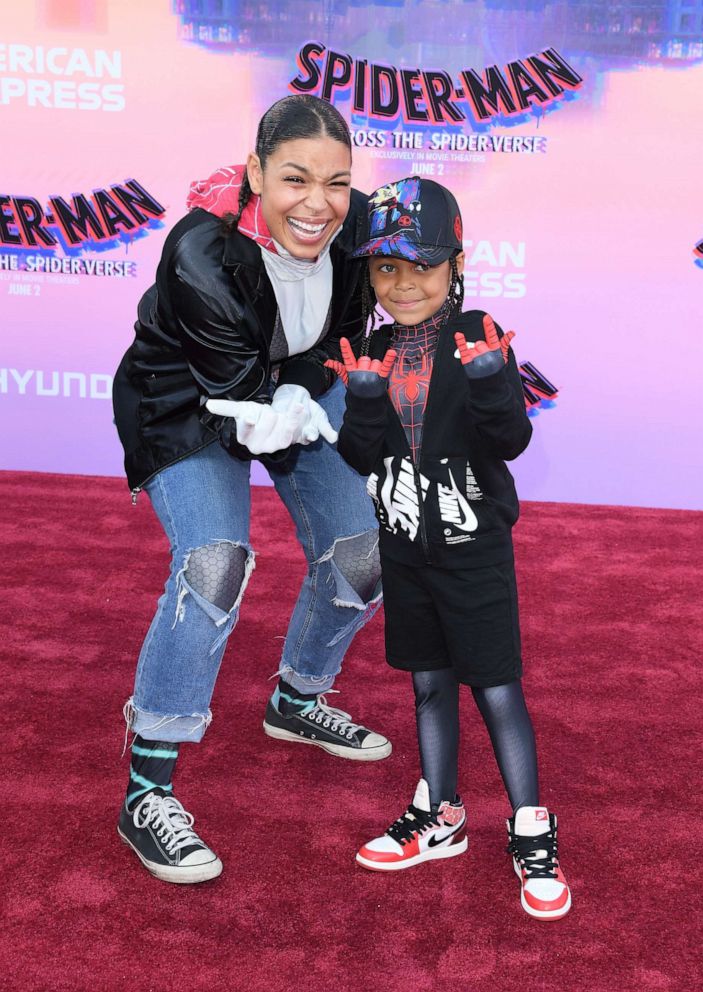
[1,1,702,509]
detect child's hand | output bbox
[325,338,397,398]
[454,314,515,379]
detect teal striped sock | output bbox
[275,677,318,716]
[126,735,180,811]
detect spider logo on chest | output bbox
[389,352,432,409]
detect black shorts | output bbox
[381,556,523,687]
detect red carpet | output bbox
[3,470,701,991]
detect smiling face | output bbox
[368,253,464,325]
[246,136,352,260]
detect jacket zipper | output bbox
[411,331,446,564]
[414,436,432,564]
[129,440,216,504]
[382,337,437,564]
[387,373,435,566]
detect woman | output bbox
[112,95,388,885]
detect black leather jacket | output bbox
[113,191,366,492]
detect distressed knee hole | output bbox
[330,529,381,603]
[184,541,251,612]
[172,541,255,652]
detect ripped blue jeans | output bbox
[129,378,381,743]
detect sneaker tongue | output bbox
[514,806,550,837]
[411,779,432,812]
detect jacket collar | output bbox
[222,225,264,270]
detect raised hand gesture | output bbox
[325,337,397,398]
[454,314,515,380]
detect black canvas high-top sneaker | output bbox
[263,685,391,761]
[118,790,222,884]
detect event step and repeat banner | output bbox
[2,0,701,509]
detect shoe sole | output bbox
[118,827,223,884]
[356,836,468,871]
[263,721,392,761]
[513,858,572,920]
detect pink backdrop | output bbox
[2,0,702,509]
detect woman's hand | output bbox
[271,384,338,445]
[454,314,515,379]
[326,337,397,398]
[205,398,306,454]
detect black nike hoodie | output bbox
[337,309,532,569]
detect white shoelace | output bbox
[132,794,204,856]
[306,692,363,739]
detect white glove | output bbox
[205,398,305,455]
[270,383,338,445]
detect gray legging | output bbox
[412,669,539,811]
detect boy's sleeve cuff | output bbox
[466,365,512,404]
[345,389,388,424]
[276,357,328,397]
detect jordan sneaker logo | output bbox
[427,820,464,848]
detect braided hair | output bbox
[359,266,381,355]
[448,251,465,314]
[223,95,352,233]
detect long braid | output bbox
[449,253,465,314]
[221,173,252,234]
[233,173,252,225]
[360,266,380,355]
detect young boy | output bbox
[329,177,571,920]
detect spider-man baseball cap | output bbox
[352,176,463,264]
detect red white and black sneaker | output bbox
[356,779,468,872]
[506,806,571,920]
